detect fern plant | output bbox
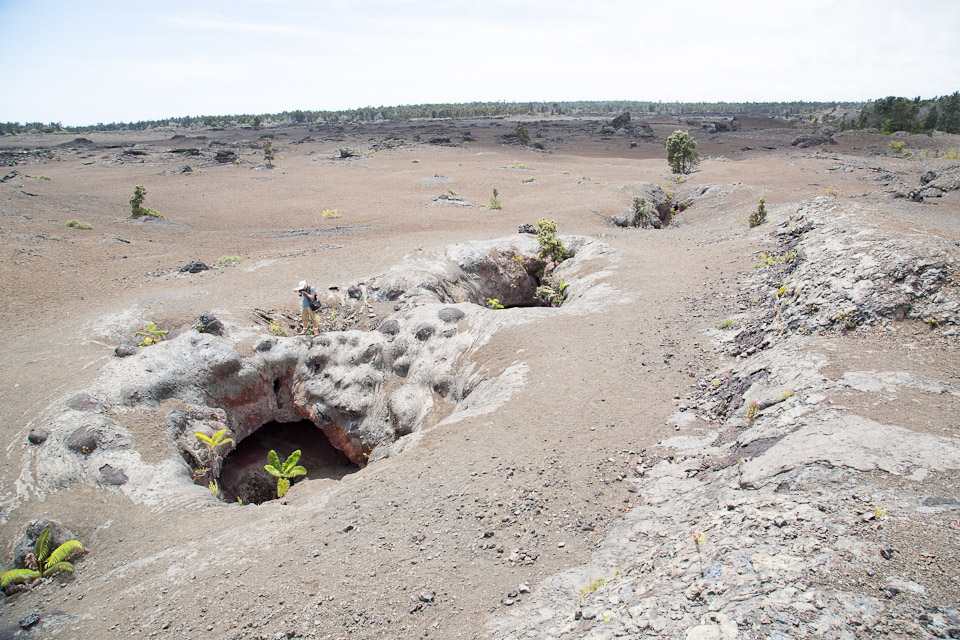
[194,429,233,452]
[1,525,85,592]
[135,322,167,346]
[264,449,307,498]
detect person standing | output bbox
[294,280,319,335]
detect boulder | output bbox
[180,261,210,274]
[65,427,98,455]
[10,520,79,570]
[27,429,48,445]
[214,150,237,163]
[195,312,224,335]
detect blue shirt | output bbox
[300,285,316,308]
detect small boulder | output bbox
[114,344,138,358]
[414,323,435,341]
[214,150,237,163]
[65,428,98,455]
[195,312,223,335]
[27,429,49,445]
[98,464,129,486]
[378,319,400,336]
[180,260,210,274]
[438,308,464,324]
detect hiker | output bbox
[294,280,320,335]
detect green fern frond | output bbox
[267,449,281,471]
[41,561,74,578]
[2,569,40,588]
[34,525,52,563]
[264,465,281,478]
[286,465,307,478]
[277,477,290,498]
[281,450,302,474]
[194,431,214,447]
[46,540,84,567]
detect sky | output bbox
[1,0,958,126]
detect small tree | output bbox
[130,185,146,215]
[749,197,767,228]
[536,218,569,264]
[515,123,531,146]
[666,130,700,175]
[263,139,275,166]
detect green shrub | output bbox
[632,196,653,228]
[749,198,767,228]
[263,139,275,165]
[666,130,699,175]
[66,220,92,230]
[515,123,531,146]
[129,185,163,218]
[488,187,502,210]
[536,218,568,263]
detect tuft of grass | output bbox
[268,319,288,337]
[66,220,92,230]
[322,209,341,219]
[217,256,242,265]
[521,177,536,184]
[717,320,735,329]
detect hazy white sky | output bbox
[1,0,957,126]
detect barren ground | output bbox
[0,115,958,639]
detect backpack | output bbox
[308,286,322,311]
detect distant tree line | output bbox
[1,95,954,135]
[1,100,861,135]
[849,92,960,134]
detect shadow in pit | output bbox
[218,420,358,504]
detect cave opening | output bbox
[218,419,358,504]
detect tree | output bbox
[515,123,531,145]
[263,139,275,166]
[666,130,699,175]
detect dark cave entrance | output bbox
[218,419,358,504]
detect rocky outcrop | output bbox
[19,235,611,508]
[490,198,960,640]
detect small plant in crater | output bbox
[522,177,536,184]
[536,218,569,264]
[835,310,857,331]
[578,576,607,603]
[265,449,307,499]
[136,322,167,347]
[268,319,288,337]
[66,220,92,229]
[485,297,504,310]
[749,197,767,228]
[631,196,653,228]
[535,275,570,307]
[717,320,735,329]
[208,479,221,497]
[692,532,706,577]
[743,401,760,423]
[217,256,242,265]
[194,429,233,453]
[1,525,85,594]
[322,208,341,219]
[874,505,888,519]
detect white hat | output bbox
[298,280,307,289]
